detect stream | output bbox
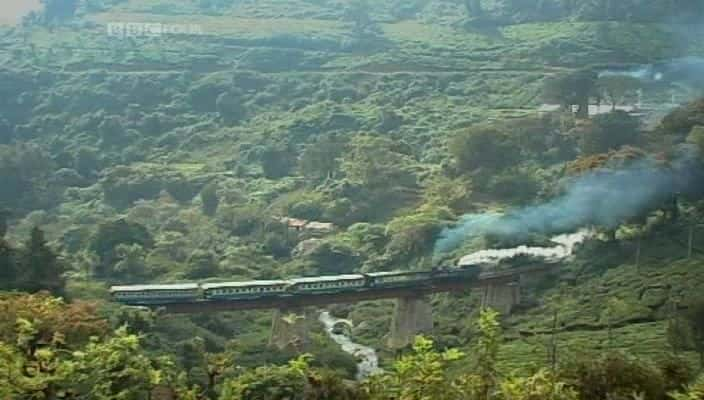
[319,311,381,380]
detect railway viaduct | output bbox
[145,265,551,349]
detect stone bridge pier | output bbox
[269,307,313,350]
[480,281,521,315]
[387,295,434,349]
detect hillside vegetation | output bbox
[3,0,704,398]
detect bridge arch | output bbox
[330,320,354,335]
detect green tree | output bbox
[299,136,346,183]
[422,176,473,213]
[0,144,54,212]
[616,223,648,269]
[216,204,264,237]
[0,342,26,399]
[40,0,79,23]
[112,243,150,282]
[600,297,629,348]
[345,0,374,35]
[670,374,704,400]
[0,239,15,291]
[363,336,472,400]
[579,111,641,154]
[73,327,162,399]
[18,227,65,296]
[543,70,598,118]
[683,299,704,368]
[679,200,704,259]
[0,212,16,290]
[476,308,501,400]
[261,144,295,179]
[660,98,704,137]
[90,219,154,279]
[2,319,76,400]
[0,299,109,399]
[0,209,9,238]
[597,75,641,111]
[500,370,578,400]
[74,146,101,178]
[393,337,465,400]
[98,115,126,147]
[341,135,418,190]
[687,125,704,156]
[216,91,246,125]
[0,293,108,349]
[562,353,665,400]
[185,250,219,279]
[363,311,505,400]
[450,125,520,173]
[219,356,311,400]
[384,207,452,263]
[465,0,484,17]
[201,182,220,217]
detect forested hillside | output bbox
[3,0,704,398]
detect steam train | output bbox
[110,265,482,306]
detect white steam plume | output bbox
[457,229,593,266]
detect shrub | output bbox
[384,207,452,263]
[101,166,164,209]
[450,125,521,173]
[562,353,666,400]
[500,370,579,400]
[658,356,693,394]
[90,219,154,279]
[216,205,264,237]
[669,375,704,400]
[579,111,641,155]
[185,250,219,279]
[200,182,220,216]
[261,144,295,179]
[164,175,203,204]
[275,190,327,221]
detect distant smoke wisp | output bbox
[435,150,700,257]
[598,57,704,86]
[599,66,662,81]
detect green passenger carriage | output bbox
[202,280,290,300]
[366,271,433,288]
[110,283,200,305]
[288,274,367,294]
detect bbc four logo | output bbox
[107,22,204,38]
